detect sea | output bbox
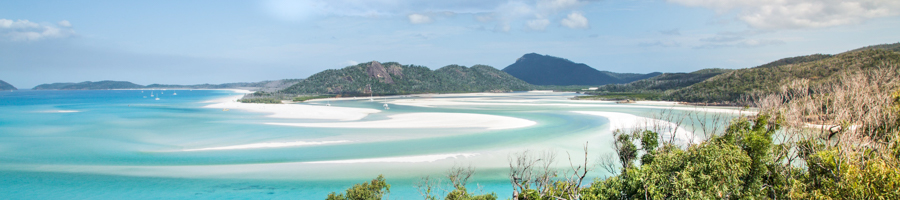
[0,90,744,199]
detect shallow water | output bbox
[0,90,746,199]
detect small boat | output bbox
[155,97,160,100]
[173,92,177,95]
[223,108,229,111]
[383,103,390,110]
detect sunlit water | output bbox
[0,90,746,199]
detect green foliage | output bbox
[755,54,834,69]
[238,98,281,104]
[590,68,732,94]
[586,116,781,199]
[445,188,497,200]
[573,92,664,101]
[282,62,531,95]
[669,50,900,103]
[850,42,900,53]
[639,130,659,165]
[293,95,336,102]
[614,132,638,170]
[326,175,391,200]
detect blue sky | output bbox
[2,0,899,88]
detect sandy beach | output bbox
[267,112,536,130]
[204,94,381,121]
[572,111,700,144]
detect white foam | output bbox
[181,140,350,151]
[37,110,80,113]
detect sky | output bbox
[2,0,900,88]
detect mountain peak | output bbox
[503,53,658,85]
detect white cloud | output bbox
[526,18,550,30]
[0,19,76,41]
[408,13,433,24]
[259,0,596,32]
[668,0,900,29]
[58,20,72,27]
[342,60,359,66]
[561,12,589,29]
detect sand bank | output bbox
[389,97,755,115]
[204,95,381,121]
[305,153,478,164]
[572,111,699,144]
[267,112,536,130]
[180,140,351,152]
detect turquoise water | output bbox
[0,90,742,199]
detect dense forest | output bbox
[0,80,16,90]
[280,61,531,96]
[502,53,660,86]
[325,48,900,200]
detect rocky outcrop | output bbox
[387,64,404,79]
[366,61,395,84]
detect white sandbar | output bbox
[204,95,381,121]
[572,111,699,144]
[180,140,351,152]
[305,153,478,164]
[267,112,536,130]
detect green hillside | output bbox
[0,80,16,90]
[281,61,531,95]
[669,49,900,103]
[592,68,732,93]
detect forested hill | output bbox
[33,81,143,90]
[581,42,900,104]
[669,48,900,103]
[502,53,661,85]
[0,80,17,90]
[281,61,531,95]
[592,68,733,93]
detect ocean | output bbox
[0,90,744,199]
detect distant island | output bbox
[0,80,17,90]
[502,53,661,85]
[31,79,301,92]
[281,61,531,95]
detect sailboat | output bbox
[368,84,374,101]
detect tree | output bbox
[326,175,391,200]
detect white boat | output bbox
[383,103,390,110]
[173,92,177,95]
[155,97,160,100]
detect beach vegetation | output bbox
[326,175,391,200]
